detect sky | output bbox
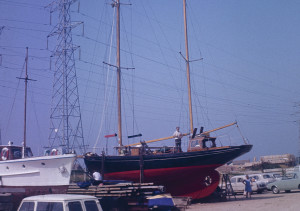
[0,0,300,161]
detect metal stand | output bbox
[139,148,144,183]
[220,174,236,200]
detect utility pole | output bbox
[47,0,86,155]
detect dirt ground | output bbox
[187,190,300,211]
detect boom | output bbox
[126,122,237,147]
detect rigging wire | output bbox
[141,1,186,128]
[120,3,141,145]
[4,58,25,140]
[81,0,108,145]
[93,6,116,153]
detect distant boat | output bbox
[84,0,252,199]
[0,48,76,207]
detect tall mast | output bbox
[183,0,194,133]
[18,47,36,158]
[22,47,29,158]
[116,0,122,147]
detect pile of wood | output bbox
[67,182,164,198]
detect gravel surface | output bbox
[187,190,300,211]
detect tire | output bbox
[272,186,279,194]
[257,190,263,194]
[298,184,300,189]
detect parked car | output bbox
[17,194,103,211]
[270,173,282,181]
[266,172,300,194]
[229,175,266,194]
[249,173,275,190]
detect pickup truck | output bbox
[18,194,103,211]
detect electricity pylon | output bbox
[47,0,86,155]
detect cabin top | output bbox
[187,135,217,152]
[0,142,33,161]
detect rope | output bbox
[93,7,116,153]
[236,124,248,144]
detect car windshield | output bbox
[37,202,63,211]
[68,201,83,211]
[263,175,271,179]
[84,200,99,211]
[273,174,281,178]
[19,202,35,211]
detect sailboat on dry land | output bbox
[84,0,252,199]
[0,48,76,206]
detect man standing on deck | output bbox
[173,126,183,152]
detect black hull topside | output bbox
[84,144,252,174]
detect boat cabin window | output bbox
[36,202,63,211]
[202,138,216,148]
[12,148,22,159]
[25,148,33,157]
[10,147,33,160]
[190,140,200,148]
[190,137,217,149]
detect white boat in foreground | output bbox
[0,142,76,209]
[0,143,76,187]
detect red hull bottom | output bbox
[1,185,68,210]
[106,164,221,199]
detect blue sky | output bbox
[1,0,300,161]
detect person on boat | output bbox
[173,126,183,152]
[92,171,103,186]
[243,175,252,199]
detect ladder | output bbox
[220,174,236,200]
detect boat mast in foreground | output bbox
[183,0,194,133]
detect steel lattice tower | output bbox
[47,0,86,155]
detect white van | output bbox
[17,194,103,211]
